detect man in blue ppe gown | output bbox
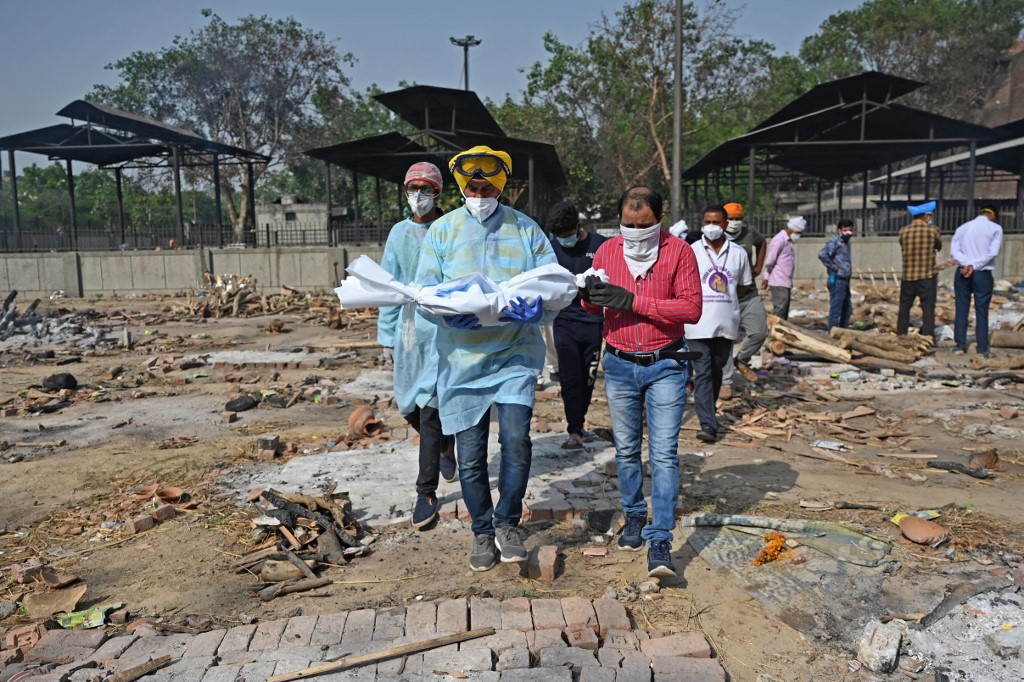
[415,146,558,572]
[377,162,456,530]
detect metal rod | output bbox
[670,0,682,224]
[246,162,257,237]
[115,168,125,246]
[528,154,535,218]
[746,147,756,216]
[7,150,21,235]
[967,142,977,217]
[66,159,78,251]
[172,145,185,245]
[213,154,223,230]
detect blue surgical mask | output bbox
[556,233,579,248]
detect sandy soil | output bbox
[1,288,1023,682]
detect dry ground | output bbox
[1,288,1023,682]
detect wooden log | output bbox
[258,576,332,601]
[768,339,788,356]
[262,489,361,548]
[991,330,1024,349]
[266,627,497,682]
[768,318,851,363]
[850,357,920,375]
[834,336,918,364]
[971,353,1024,371]
[830,327,931,353]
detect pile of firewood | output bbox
[767,316,926,374]
[233,487,368,601]
[829,326,933,363]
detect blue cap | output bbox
[908,201,936,216]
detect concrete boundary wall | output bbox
[0,237,1017,298]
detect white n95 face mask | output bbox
[407,193,434,217]
[464,197,498,222]
[725,220,743,237]
[702,225,724,241]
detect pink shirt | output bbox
[582,231,703,353]
[764,230,796,288]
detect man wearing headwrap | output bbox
[415,146,557,572]
[582,186,702,580]
[378,162,456,530]
[818,219,855,331]
[951,206,1003,358]
[763,216,805,320]
[897,201,942,340]
[720,202,767,397]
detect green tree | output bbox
[501,0,775,214]
[797,0,1024,119]
[89,11,352,241]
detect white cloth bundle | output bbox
[334,255,580,326]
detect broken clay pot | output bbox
[898,516,949,547]
[347,407,381,437]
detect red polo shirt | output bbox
[582,231,703,353]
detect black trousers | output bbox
[404,405,453,497]
[897,277,937,338]
[553,318,603,436]
[686,337,734,436]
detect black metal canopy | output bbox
[683,71,994,182]
[304,85,567,218]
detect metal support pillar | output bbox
[65,159,78,250]
[7,150,20,234]
[115,168,126,246]
[528,153,535,218]
[861,172,868,235]
[246,162,257,237]
[967,142,977,217]
[746,147,756,216]
[172,146,185,245]
[213,154,222,229]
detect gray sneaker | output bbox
[494,525,528,563]
[470,534,498,572]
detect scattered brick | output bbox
[436,598,468,634]
[496,647,532,671]
[217,624,257,654]
[150,504,176,523]
[565,625,599,651]
[593,598,631,637]
[342,608,377,645]
[280,615,318,648]
[35,629,107,651]
[10,559,45,583]
[373,605,406,640]
[526,545,561,583]
[639,631,711,658]
[597,647,624,667]
[538,645,600,672]
[184,629,226,658]
[650,656,726,681]
[310,611,347,647]
[125,513,155,534]
[1000,406,1019,420]
[461,629,528,654]
[530,599,566,630]
[220,411,238,423]
[527,628,567,654]
[500,669,573,681]
[579,667,617,682]
[560,597,599,634]
[604,629,641,651]
[501,597,534,632]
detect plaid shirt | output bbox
[898,219,942,281]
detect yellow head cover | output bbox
[448,145,512,193]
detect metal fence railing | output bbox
[3,207,1020,254]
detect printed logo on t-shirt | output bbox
[706,270,729,293]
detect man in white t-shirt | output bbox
[684,205,753,443]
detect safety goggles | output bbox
[405,185,439,197]
[450,153,509,178]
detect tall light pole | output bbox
[671,0,683,223]
[450,35,482,91]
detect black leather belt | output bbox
[607,339,702,367]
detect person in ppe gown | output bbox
[414,145,557,572]
[377,162,457,531]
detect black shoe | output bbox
[696,430,716,443]
[495,525,528,563]
[647,540,676,578]
[411,494,438,529]
[470,534,499,572]
[439,453,458,483]
[617,514,646,551]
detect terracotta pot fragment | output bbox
[347,407,381,437]
[898,516,949,547]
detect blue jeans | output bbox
[455,403,533,536]
[954,269,994,353]
[602,351,688,545]
[827,277,852,330]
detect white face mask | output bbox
[725,220,743,237]
[407,193,434,218]
[702,225,724,241]
[790,232,801,241]
[464,197,499,222]
[619,224,661,279]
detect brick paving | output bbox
[0,599,725,681]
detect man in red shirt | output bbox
[582,186,703,579]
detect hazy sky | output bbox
[0,0,862,168]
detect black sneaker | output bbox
[696,430,716,443]
[495,525,528,563]
[470,534,498,572]
[411,494,438,529]
[617,514,646,551]
[439,453,458,483]
[647,540,676,579]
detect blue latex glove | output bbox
[444,313,482,330]
[499,296,544,324]
[827,271,837,287]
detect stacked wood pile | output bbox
[233,487,368,601]
[768,316,928,374]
